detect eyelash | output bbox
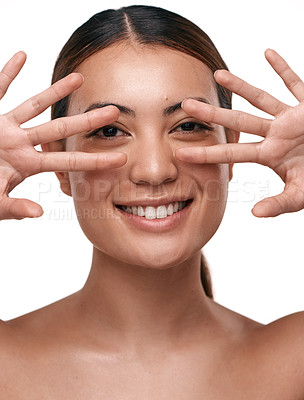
[84,122,213,140]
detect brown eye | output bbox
[180,122,196,131]
[85,125,129,140]
[102,126,119,137]
[173,122,213,133]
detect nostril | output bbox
[135,177,176,186]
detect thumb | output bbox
[0,197,44,220]
[251,185,304,217]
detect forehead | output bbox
[68,43,219,115]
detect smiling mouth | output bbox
[115,199,193,220]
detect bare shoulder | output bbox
[0,292,81,354]
[0,319,16,381]
[258,310,304,359]
[0,318,14,347]
[0,294,81,394]
[267,309,304,330]
[253,310,304,350]
[243,311,304,397]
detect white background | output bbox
[0,0,303,323]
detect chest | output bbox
[2,350,298,400]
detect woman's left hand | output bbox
[175,49,304,218]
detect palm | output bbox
[0,120,36,190]
[176,49,304,217]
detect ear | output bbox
[41,141,72,197]
[226,129,240,181]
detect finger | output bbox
[182,99,271,137]
[0,196,43,220]
[214,69,289,116]
[0,51,27,101]
[27,106,120,146]
[175,143,260,164]
[6,73,84,125]
[252,182,304,217]
[265,49,304,102]
[36,151,127,173]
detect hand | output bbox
[175,49,304,218]
[0,52,126,220]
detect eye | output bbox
[84,125,129,140]
[171,121,214,135]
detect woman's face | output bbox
[62,43,231,268]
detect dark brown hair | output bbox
[51,5,232,299]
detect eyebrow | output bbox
[84,97,210,117]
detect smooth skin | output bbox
[0,46,304,400]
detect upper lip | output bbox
[114,197,193,208]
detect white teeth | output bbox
[145,206,156,219]
[138,206,145,217]
[156,205,167,219]
[120,200,188,219]
[167,203,174,216]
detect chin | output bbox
[130,251,190,270]
[98,237,201,270]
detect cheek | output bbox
[68,170,118,209]
[67,170,120,257]
[188,162,229,245]
[204,164,229,204]
[186,161,229,201]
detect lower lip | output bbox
[115,201,192,232]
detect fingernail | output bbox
[78,72,84,82]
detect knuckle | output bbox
[51,81,63,99]
[36,151,45,173]
[0,86,7,97]
[273,101,286,116]
[57,119,69,138]
[30,96,43,113]
[202,147,208,163]
[287,78,301,91]
[26,128,38,145]
[224,144,233,163]
[253,89,266,106]
[85,112,94,130]
[234,111,244,131]
[235,78,245,95]
[279,64,290,77]
[255,144,261,164]
[259,118,268,133]
[68,152,78,171]
[94,153,100,169]
[255,142,265,165]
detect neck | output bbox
[76,247,215,356]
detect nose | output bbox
[129,136,178,186]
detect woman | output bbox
[1,5,304,398]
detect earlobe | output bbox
[55,171,72,197]
[41,141,72,197]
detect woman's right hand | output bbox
[0,52,126,221]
